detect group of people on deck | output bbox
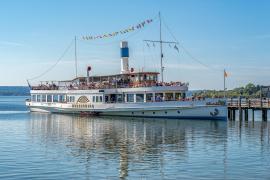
[32,80,186,90]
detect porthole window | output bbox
[142,112,144,114]
[177,110,180,114]
[153,112,155,114]
[132,112,134,115]
[165,111,167,114]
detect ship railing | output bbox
[30,81,188,90]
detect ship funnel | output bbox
[120,41,129,74]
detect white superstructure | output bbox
[26,41,227,120]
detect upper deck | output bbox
[30,71,188,92]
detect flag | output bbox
[174,45,179,52]
[224,70,228,78]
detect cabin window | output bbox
[136,94,144,102]
[31,95,36,102]
[147,75,157,81]
[135,75,139,81]
[165,93,174,101]
[70,96,75,102]
[116,94,123,103]
[96,96,99,102]
[146,93,153,102]
[99,96,103,102]
[182,93,186,99]
[37,95,41,102]
[155,93,163,102]
[143,74,147,81]
[53,95,58,102]
[67,96,75,103]
[42,95,46,102]
[127,94,134,102]
[92,96,96,102]
[47,95,52,102]
[175,93,181,100]
[95,96,102,103]
[105,96,109,103]
[59,95,66,102]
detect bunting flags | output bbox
[145,41,180,53]
[82,19,153,41]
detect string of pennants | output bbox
[145,42,180,53]
[82,19,153,40]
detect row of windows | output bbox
[31,94,103,103]
[31,94,70,103]
[31,93,185,104]
[106,93,185,103]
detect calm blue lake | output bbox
[0,96,269,179]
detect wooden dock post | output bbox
[244,109,248,121]
[238,97,242,121]
[239,109,243,121]
[262,109,267,121]
[232,109,236,120]
[228,109,231,120]
[252,109,255,121]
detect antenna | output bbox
[144,12,178,83]
[75,36,78,78]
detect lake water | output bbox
[0,96,269,179]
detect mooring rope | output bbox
[27,39,75,81]
[161,14,222,72]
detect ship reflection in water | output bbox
[27,113,227,179]
[25,113,270,179]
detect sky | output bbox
[0,0,270,90]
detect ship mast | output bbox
[144,12,178,83]
[75,36,78,78]
[159,12,164,82]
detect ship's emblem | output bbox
[77,96,89,104]
[210,108,219,117]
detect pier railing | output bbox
[227,98,270,109]
[227,98,270,121]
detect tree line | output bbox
[194,83,264,98]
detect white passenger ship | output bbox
[26,41,227,120]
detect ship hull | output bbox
[28,103,227,120]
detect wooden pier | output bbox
[227,98,270,121]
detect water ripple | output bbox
[0,97,269,179]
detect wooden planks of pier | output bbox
[227,98,270,121]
